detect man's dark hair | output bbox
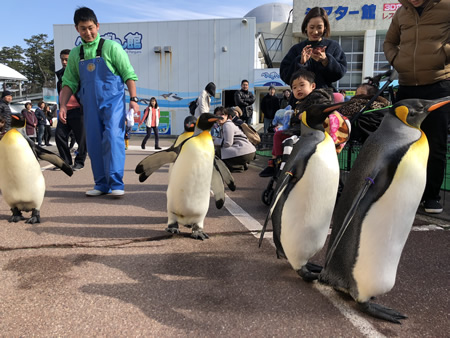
[214,106,226,115]
[60,49,71,57]
[241,79,249,85]
[74,7,98,26]
[290,69,315,86]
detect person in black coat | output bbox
[234,79,255,124]
[0,90,13,133]
[34,100,47,146]
[280,7,347,94]
[260,86,280,133]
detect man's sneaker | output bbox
[86,189,107,197]
[72,163,84,171]
[423,200,443,214]
[111,189,125,198]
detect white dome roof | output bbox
[245,2,292,24]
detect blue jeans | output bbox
[36,125,45,145]
[264,118,273,134]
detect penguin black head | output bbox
[10,113,26,129]
[302,102,346,131]
[184,116,197,132]
[393,97,450,129]
[196,112,222,132]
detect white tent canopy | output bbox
[0,63,27,81]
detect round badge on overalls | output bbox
[87,63,96,72]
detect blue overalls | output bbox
[78,39,126,193]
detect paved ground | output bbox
[0,134,448,337]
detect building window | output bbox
[329,35,364,90]
[265,38,282,51]
[374,34,391,76]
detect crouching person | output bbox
[213,108,256,173]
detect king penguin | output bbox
[260,103,345,281]
[135,113,235,239]
[319,97,450,324]
[0,114,73,223]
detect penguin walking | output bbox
[319,97,450,324]
[0,114,73,223]
[136,113,234,239]
[260,103,344,280]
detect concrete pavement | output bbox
[0,134,448,337]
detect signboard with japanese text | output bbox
[293,0,401,34]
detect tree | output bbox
[0,45,26,74]
[24,34,55,92]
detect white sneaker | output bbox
[110,189,125,197]
[86,189,107,197]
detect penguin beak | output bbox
[208,116,222,122]
[12,115,20,120]
[428,100,450,112]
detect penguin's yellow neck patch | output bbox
[1,129,22,145]
[197,130,213,141]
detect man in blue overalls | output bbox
[59,7,139,197]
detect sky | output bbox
[1,0,293,49]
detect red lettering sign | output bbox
[384,3,402,11]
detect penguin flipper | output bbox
[213,156,236,191]
[358,302,407,324]
[324,174,376,268]
[35,145,73,177]
[258,172,292,247]
[211,165,225,209]
[135,147,179,182]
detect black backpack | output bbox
[189,99,198,116]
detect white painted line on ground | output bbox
[313,284,387,338]
[224,193,387,338]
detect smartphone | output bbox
[312,45,325,52]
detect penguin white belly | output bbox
[167,136,214,225]
[281,137,339,271]
[353,141,428,302]
[0,132,45,211]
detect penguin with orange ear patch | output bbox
[0,114,72,223]
[260,102,345,281]
[319,97,450,324]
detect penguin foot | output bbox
[165,223,180,234]
[276,249,286,259]
[190,230,209,240]
[358,302,407,324]
[297,265,319,282]
[8,208,25,223]
[25,209,41,224]
[305,262,323,273]
[191,225,209,240]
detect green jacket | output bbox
[62,34,138,94]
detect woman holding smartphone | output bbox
[280,7,347,92]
